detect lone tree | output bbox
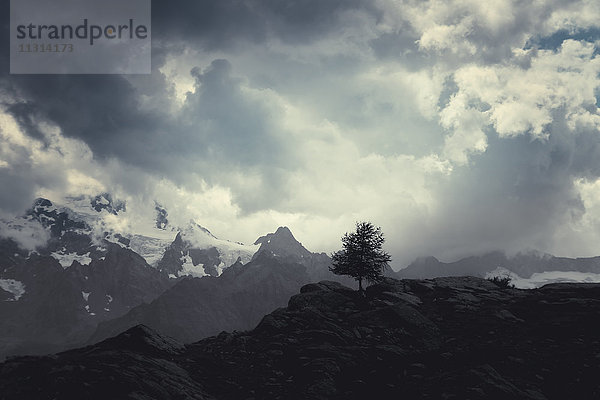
[330,221,392,293]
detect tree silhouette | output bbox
[330,221,391,293]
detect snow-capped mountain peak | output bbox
[156,220,258,278]
[1,195,258,278]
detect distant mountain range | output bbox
[396,251,600,287]
[2,194,600,361]
[0,196,349,359]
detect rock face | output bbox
[156,230,231,278]
[87,228,350,345]
[253,226,312,260]
[88,252,313,344]
[0,242,174,360]
[252,226,354,285]
[2,276,600,399]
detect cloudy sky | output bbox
[1,0,600,268]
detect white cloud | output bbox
[542,0,600,34]
[3,0,600,269]
[439,40,600,163]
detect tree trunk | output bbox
[358,278,363,293]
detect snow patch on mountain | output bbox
[129,232,177,266]
[178,253,207,278]
[60,195,108,219]
[104,234,130,249]
[0,279,25,301]
[51,250,92,269]
[61,196,179,266]
[215,261,228,276]
[84,304,95,316]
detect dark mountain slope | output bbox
[253,226,312,259]
[0,325,213,400]
[88,226,352,345]
[0,243,173,359]
[89,252,311,344]
[2,277,600,399]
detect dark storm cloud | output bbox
[1,0,600,266]
[0,133,67,214]
[0,0,163,156]
[151,0,381,48]
[0,0,375,190]
[2,55,296,213]
[0,1,9,75]
[178,59,297,212]
[182,59,288,166]
[4,102,47,142]
[4,73,166,164]
[0,0,384,214]
[369,31,426,70]
[0,152,48,213]
[151,0,266,49]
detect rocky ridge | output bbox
[2,276,599,399]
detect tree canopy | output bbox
[330,221,391,292]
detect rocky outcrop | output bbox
[2,276,600,399]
